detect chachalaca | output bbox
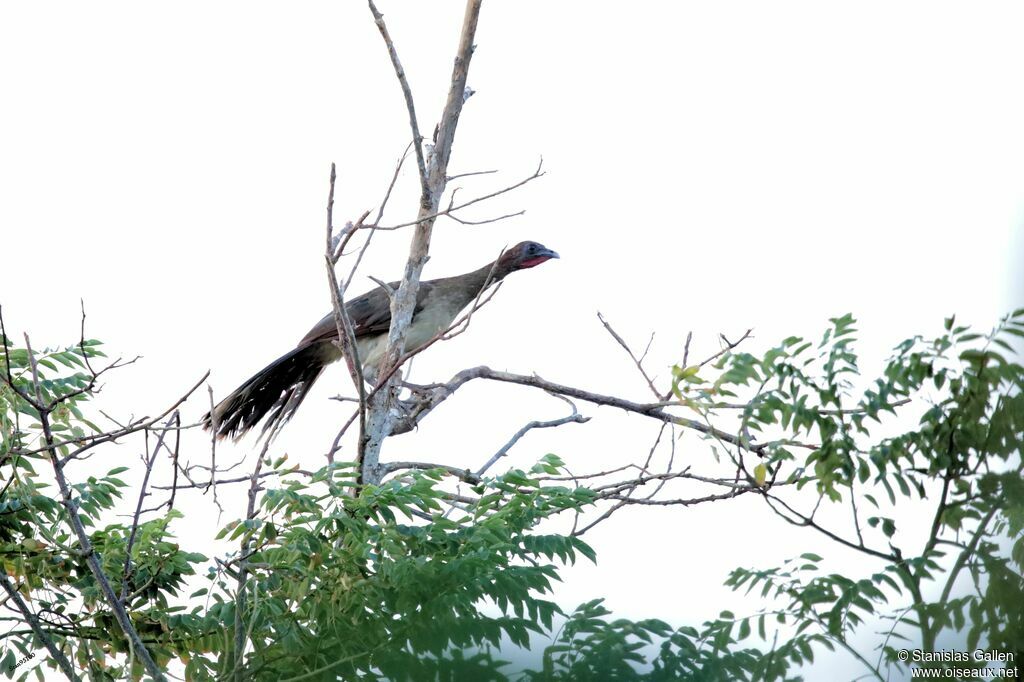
[202,241,559,440]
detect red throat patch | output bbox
[518,256,551,269]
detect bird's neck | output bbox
[463,258,514,292]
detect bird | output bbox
[201,241,559,440]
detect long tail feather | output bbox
[202,343,329,440]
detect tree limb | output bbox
[360,0,485,485]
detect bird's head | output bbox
[498,241,560,273]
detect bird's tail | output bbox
[202,343,329,441]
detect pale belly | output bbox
[353,304,460,380]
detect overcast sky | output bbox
[2,1,1022,678]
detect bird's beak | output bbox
[516,245,560,270]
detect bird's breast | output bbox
[406,299,462,350]
[355,294,464,377]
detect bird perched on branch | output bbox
[202,241,559,440]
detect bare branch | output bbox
[379,461,480,483]
[476,409,589,477]
[592,469,771,495]
[368,160,543,231]
[153,466,313,490]
[367,0,428,194]
[447,168,497,181]
[598,488,756,508]
[328,410,361,461]
[698,329,753,368]
[410,365,773,456]
[343,144,412,290]
[167,412,182,512]
[58,370,209,467]
[325,164,367,464]
[597,311,661,399]
[205,386,219,505]
[447,209,525,226]
[367,275,397,299]
[760,490,897,563]
[430,0,483,181]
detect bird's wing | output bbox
[297,280,428,346]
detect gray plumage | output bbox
[202,241,558,440]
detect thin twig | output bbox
[153,467,312,490]
[325,163,367,464]
[121,413,178,601]
[367,0,429,196]
[58,371,209,467]
[447,168,497,181]
[597,311,661,399]
[231,440,271,681]
[699,329,754,368]
[476,410,589,477]
[343,144,413,290]
[367,160,543,231]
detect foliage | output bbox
[1,310,1022,681]
[668,309,1024,680]
[0,336,208,679]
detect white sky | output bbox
[2,1,1023,678]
